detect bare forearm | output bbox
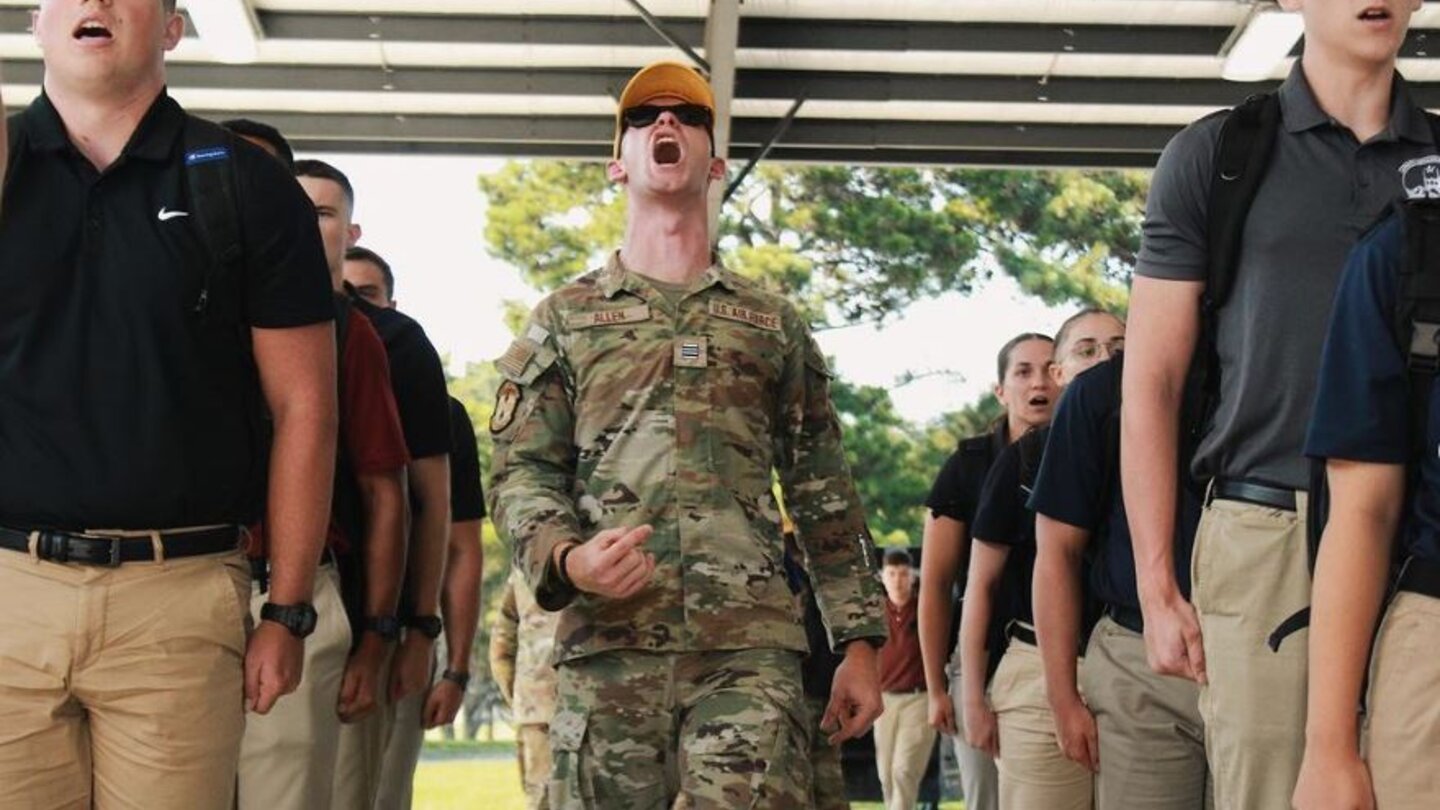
[958,584,992,711]
[1306,515,1395,750]
[441,520,483,671]
[1122,390,1183,604]
[1034,519,1088,709]
[357,471,406,617]
[919,515,964,694]
[406,455,451,616]
[266,413,333,603]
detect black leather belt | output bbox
[1398,557,1440,599]
[1105,604,1145,634]
[0,525,239,567]
[1006,621,1036,646]
[1211,478,1297,512]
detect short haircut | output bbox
[164,0,177,12]
[996,332,1054,382]
[345,246,395,300]
[883,548,913,568]
[293,159,355,208]
[221,118,295,171]
[1054,307,1123,357]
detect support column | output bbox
[704,0,740,242]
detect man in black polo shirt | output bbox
[0,3,337,808]
[345,248,487,809]
[287,188,449,808]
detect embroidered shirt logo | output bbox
[1400,155,1440,200]
[157,207,190,222]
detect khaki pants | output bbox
[1191,495,1309,810]
[374,649,436,810]
[1364,591,1440,809]
[237,564,351,810]
[0,547,250,810]
[549,649,810,810]
[948,644,1000,810]
[1080,615,1210,810]
[988,640,1093,810]
[874,691,935,810]
[517,722,554,810]
[332,647,397,809]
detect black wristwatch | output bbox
[364,615,401,641]
[441,669,470,690]
[260,602,318,639]
[403,614,443,640]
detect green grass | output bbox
[414,758,527,810]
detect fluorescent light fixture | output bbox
[183,0,261,64]
[1222,6,1303,82]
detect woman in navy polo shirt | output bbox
[1029,338,1207,809]
[959,308,1125,810]
[1296,209,1440,810]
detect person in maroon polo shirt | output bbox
[875,548,935,810]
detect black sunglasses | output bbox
[622,104,714,130]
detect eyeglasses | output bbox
[1069,337,1125,362]
[622,104,714,130]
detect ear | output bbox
[708,157,727,182]
[992,381,1006,403]
[346,223,362,250]
[162,9,185,51]
[1048,361,1065,387]
[607,159,627,184]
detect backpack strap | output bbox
[180,117,243,319]
[1184,93,1282,464]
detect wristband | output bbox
[556,542,579,587]
[441,669,470,690]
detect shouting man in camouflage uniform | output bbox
[488,60,887,809]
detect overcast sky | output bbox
[308,151,1076,425]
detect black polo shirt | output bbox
[0,91,333,530]
[449,396,486,522]
[350,295,451,460]
[1028,358,1200,615]
[924,422,1007,594]
[971,432,1042,627]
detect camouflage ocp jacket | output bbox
[488,252,886,664]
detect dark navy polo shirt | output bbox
[1306,211,1440,563]
[971,431,1042,627]
[1028,358,1200,613]
[0,91,333,530]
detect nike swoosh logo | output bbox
[158,207,190,221]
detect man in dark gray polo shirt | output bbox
[1121,2,1436,808]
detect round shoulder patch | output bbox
[490,380,523,434]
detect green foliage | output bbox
[829,376,932,545]
[478,160,1145,320]
[477,162,624,293]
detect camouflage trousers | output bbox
[806,696,850,810]
[549,648,812,809]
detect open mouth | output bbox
[1028,396,1050,408]
[73,19,114,40]
[1359,6,1392,22]
[652,135,682,166]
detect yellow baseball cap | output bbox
[613,61,716,158]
